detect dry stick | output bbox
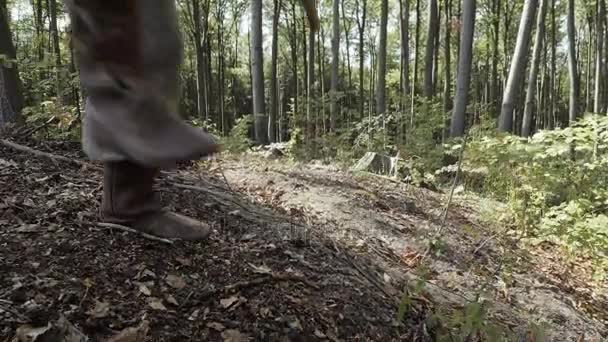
[0,139,100,170]
[198,273,320,300]
[420,135,469,263]
[97,223,175,245]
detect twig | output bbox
[15,117,56,139]
[438,134,468,232]
[199,273,320,300]
[97,223,175,245]
[0,139,100,170]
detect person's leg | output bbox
[65,0,218,240]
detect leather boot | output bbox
[102,161,211,241]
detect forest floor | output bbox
[0,137,607,341]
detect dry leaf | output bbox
[14,324,51,341]
[175,257,192,266]
[165,295,179,306]
[165,274,186,289]
[105,320,149,342]
[87,300,110,319]
[206,322,226,332]
[138,284,152,297]
[221,329,248,342]
[188,309,200,321]
[248,263,272,275]
[147,297,167,311]
[220,296,240,309]
[314,329,327,339]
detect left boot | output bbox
[102,161,212,241]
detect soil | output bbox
[0,138,606,341]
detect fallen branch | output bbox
[199,273,320,300]
[0,139,99,170]
[97,223,175,245]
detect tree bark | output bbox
[548,0,556,129]
[443,0,452,113]
[450,0,476,137]
[49,0,62,103]
[330,0,340,131]
[376,0,388,116]
[251,0,268,144]
[307,15,316,137]
[269,0,282,143]
[594,0,605,113]
[0,3,23,123]
[567,0,579,123]
[491,0,501,115]
[499,0,538,133]
[423,0,439,98]
[192,0,209,123]
[522,0,547,137]
[355,0,367,120]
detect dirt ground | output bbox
[1,138,607,341]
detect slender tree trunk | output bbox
[307,17,316,137]
[399,0,410,143]
[567,0,579,123]
[499,0,538,133]
[331,0,340,131]
[376,0,388,117]
[269,0,282,143]
[594,0,605,113]
[0,3,24,123]
[192,0,209,122]
[450,0,476,137]
[355,0,367,120]
[585,14,592,112]
[251,0,268,144]
[35,0,43,62]
[341,0,353,100]
[49,0,62,103]
[290,0,299,120]
[491,0,501,115]
[548,0,556,129]
[522,0,547,137]
[443,0,452,112]
[424,0,439,98]
[411,0,421,126]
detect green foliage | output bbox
[220,115,253,153]
[22,101,80,140]
[458,114,608,272]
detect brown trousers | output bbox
[65,0,217,168]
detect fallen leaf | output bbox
[188,309,200,321]
[383,273,392,283]
[165,295,179,306]
[220,296,239,309]
[105,321,149,342]
[206,322,226,332]
[15,324,51,341]
[175,257,192,266]
[165,274,186,290]
[314,329,327,339]
[240,233,257,241]
[138,284,152,297]
[248,263,272,275]
[221,329,248,342]
[87,300,110,319]
[147,297,167,311]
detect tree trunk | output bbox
[423,0,439,98]
[443,0,452,112]
[330,0,340,131]
[567,0,579,123]
[450,0,476,137]
[251,0,268,144]
[356,0,367,120]
[498,0,538,133]
[49,0,62,103]
[491,0,501,115]
[341,0,353,101]
[290,0,299,121]
[307,18,316,137]
[192,0,208,122]
[522,0,547,137]
[269,0,282,143]
[548,0,556,129]
[594,0,605,113]
[400,0,410,97]
[0,3,23,123]
[376,0,388,117]
[410,0,421,126]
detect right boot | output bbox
[102,161,211,241]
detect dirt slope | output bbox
[1,139,607,341]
